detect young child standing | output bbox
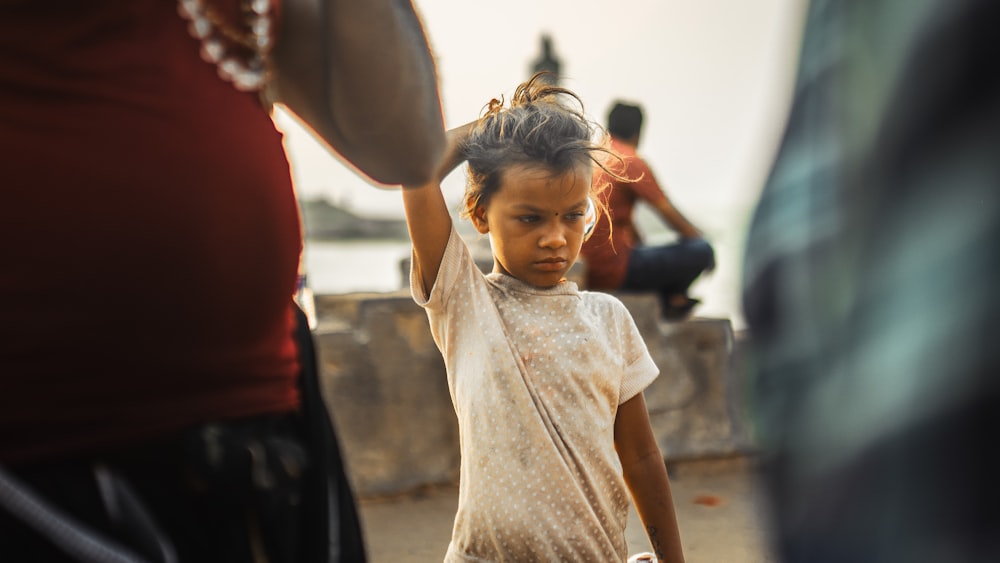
[402,73,686,563]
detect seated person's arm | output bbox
[650,196,702,240]
[629,160,703,240]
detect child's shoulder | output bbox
[578,289,631,316]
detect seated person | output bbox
[582,102,715,320]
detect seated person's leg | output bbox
[623,239,714,294]
[623,239,715,318]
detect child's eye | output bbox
[565,212,585,222]
[518,215,540,224]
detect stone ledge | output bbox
[314,291,754,498]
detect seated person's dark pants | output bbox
[622,237,715,315]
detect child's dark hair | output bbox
[459,72,624,219]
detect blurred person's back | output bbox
[742,0,1000,561]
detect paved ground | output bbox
[358,457,778,562]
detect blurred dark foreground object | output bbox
[0,305,366,563]
[742,0,1000,562]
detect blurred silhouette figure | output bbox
[743,0,1000,562]
[582,102,715,320]
[530,34,562,85]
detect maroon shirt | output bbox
[0,0,301,463]
[581,138,670,290]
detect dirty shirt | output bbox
[411,227,659,562]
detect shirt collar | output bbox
[486,272,580,297]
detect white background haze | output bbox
[276,0,809,328]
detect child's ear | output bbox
[471,206,489,234]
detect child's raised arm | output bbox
[402,121,476,291]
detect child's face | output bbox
[473,164,592,288]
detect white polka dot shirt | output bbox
[411,227,659,562]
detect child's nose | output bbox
[538,223,568,248]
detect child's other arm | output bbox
[402,122,476,290]
[615,394,686,563]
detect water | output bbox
[302,202,752,330]
[303,239,414,295]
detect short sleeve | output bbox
[410,226,467,310]
[617,306,659,403]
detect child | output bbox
[402,73,685,563]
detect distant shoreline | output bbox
[300,198,409,241]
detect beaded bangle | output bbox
[176,0,273,93]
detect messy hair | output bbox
[458,72,626,219]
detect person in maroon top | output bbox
[0,0,444,561]
[581,102,715,320]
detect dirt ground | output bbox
[358,457,779,563]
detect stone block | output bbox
[315,294,460,497]
[314,291,753,498]
[613,293,753,460]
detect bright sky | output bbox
[274,0,807,219]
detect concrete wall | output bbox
[314,291,755,499]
